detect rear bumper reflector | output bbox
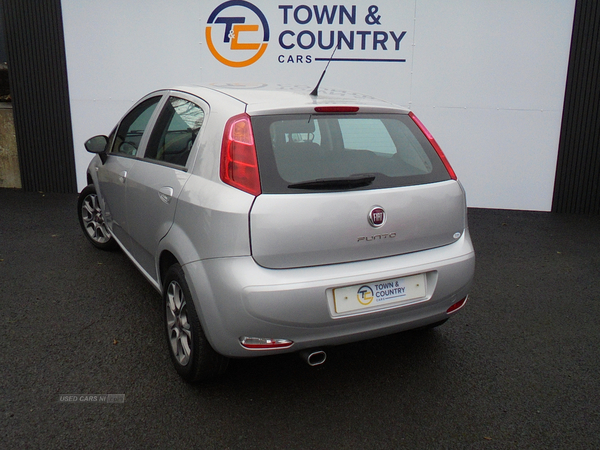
[240,337,294,350]
[447,296,468,314]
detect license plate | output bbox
[333,274,427,314]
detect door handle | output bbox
[158,187,174,204]
[118,171,127,184]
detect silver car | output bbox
[78,84,475,382]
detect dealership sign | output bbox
[205,1,409,67]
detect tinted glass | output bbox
[145,97,204,167]
[111,97,161,156]
[252,113,451,193]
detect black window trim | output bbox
[251,112,452,194]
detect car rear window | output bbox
[251,113,452,193]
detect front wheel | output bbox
[77,184,117,250]
[164,264,229,382]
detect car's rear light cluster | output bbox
[409,111,457,180]
[220,113,262,196]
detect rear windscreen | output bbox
[251,113,451,193]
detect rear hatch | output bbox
[249,111,466,269]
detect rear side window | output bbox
[252,113,451,193]
[145,97,204,167]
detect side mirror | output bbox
[85,135,109,164]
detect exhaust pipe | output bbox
[299,349,327,366]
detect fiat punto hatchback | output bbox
[78,84,475,382]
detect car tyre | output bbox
[164,264,229,382]
[77,184,117,250]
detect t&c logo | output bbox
[357,285,374,306]
[206,1,270,67]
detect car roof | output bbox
[171,83,409,115]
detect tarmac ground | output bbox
[1,188,599,449]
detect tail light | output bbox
[220,113,262,196]
[409,111,457,180]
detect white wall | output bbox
[62,0,576,210]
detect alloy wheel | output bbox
[166,280,192,366]
[80,193,112,244]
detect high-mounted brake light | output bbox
[314,106,359,113]
[409,111,457,180]
[220,113,261,196]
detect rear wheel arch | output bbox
[163,262,229,382]
[159,251,179,287]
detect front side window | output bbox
[111,96,161,156]
[144,97,205,167]
[252,113,449,193]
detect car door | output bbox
[124,94,207,282]
[96,95,163,249]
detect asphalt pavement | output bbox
[1,188,599,449]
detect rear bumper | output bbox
[182,231,475,358]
